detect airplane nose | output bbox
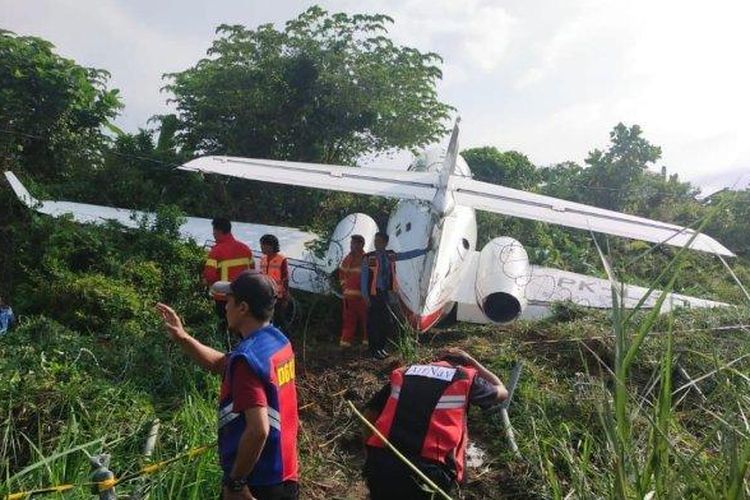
[417,310,443,332]
[404,308,443,333]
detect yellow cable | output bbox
[4,442,214,500]
[346,400,453,500]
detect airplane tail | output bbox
[439,117,461,188]
[4,171,39,207]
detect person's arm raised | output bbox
[156,303,226,375]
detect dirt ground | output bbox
[294,336,519,500]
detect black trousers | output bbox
[272,298,289,334]
[364,448,455,500]
[367,291,395,353]
[221,481,298,500]
[250,481,299,500]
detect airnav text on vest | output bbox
[405,365,457,382]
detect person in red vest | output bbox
[203,218,255,332]
[362,348,508,499]
[338,234,368,348]
[156,272,299,500]
[259,234,290,332]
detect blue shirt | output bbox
[0,306,14,336]
[360,248,428,296]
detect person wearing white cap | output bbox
[156,272,299,499]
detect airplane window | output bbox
[462,238,470,250]
[406,222,412,232]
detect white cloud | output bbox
[2,0,212,129]
[2,0,748,189]
[335,0,515,75]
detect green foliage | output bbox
[165,6,453,163]
[0,210,224,496]
[706,190,750,257]
[583,123,663,212]
[152,5,456,234]
[462,147,540,190]
[0,30,122,181]
[2,18,750,500]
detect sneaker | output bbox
[373,348,389,360]
[339,340,352,348]
[362,339,369,347]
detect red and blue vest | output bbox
[365,250,398,295]
[219,325,298,485]
[366,361,477,482]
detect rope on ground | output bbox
[346,399,453,500]
[3,442,215,500]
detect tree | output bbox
[462,147,539,190]
[628,169,701,222]
[582,123,661,211]
[164,6,453,164]
[705,189,750,257]
[0,30,122,181]
[538,161,587,203]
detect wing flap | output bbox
[450,176,734,256]
[5,172,38,207]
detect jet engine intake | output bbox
[323,213,378,271]
[475,237,531,323]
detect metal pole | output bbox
[131,419,161,500]
[488,362,523,458]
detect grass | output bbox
[2,219,749,498]
[2,304,749,498]
[520,219,750,499]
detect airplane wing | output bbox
[4,171,331,294]
[180,156,439,202]
[448,176,734,256]
[179,155,733,257]
[452,251,728,324]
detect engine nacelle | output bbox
[322,213,378,272]
[475,237,531,323]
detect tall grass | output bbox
[531,219,750,499]
[1,385,220,499]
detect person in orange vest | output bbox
[360,232,430,359]
[338,234,368,348]
[259,234,290,332]
[362,348,508,499]
[203,218,254,332]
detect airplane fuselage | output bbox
[386,149,476,331]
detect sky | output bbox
[3,0,749,193]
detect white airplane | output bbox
[4,122,733,332]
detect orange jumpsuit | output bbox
[339,251,368,346]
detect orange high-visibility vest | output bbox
[366,251,398,296]
[261,253,287,298]
[339,252,365,297]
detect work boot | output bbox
[373,348,389,360]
